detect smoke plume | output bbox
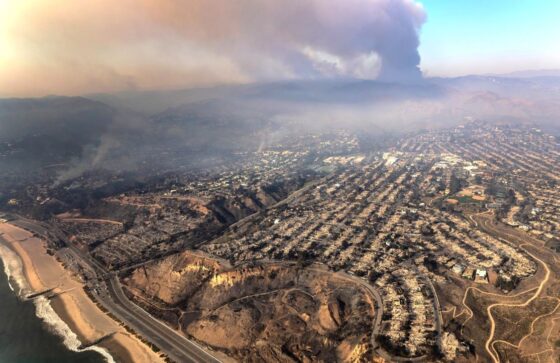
[1,0,426,96]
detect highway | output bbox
[9,216,221,363]
[101,276,220,363]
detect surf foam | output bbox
[0,239,114,363]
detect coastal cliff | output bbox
[123,251,376,362]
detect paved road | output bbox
[102,276,220,363]
[9,217,221,363]
[325,270,384,336]
[424,275,443,351]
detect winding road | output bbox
[469,213,556,363]
[485,245,550,363]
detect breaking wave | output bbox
[34,295,115,363]
[0,240,114,363]
[0,242,28,296]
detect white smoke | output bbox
[3,0,427,96]
[141,0,427,82]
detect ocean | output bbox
[0,247,107,363]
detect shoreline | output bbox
[0,222,163,363]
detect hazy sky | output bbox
[1,0,559,97]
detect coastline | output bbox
[0,222,164,363]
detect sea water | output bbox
[0,243,108,363]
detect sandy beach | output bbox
[0,222,164,363]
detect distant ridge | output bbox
[490,69,560,78]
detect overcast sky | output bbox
[1,0,559,97]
